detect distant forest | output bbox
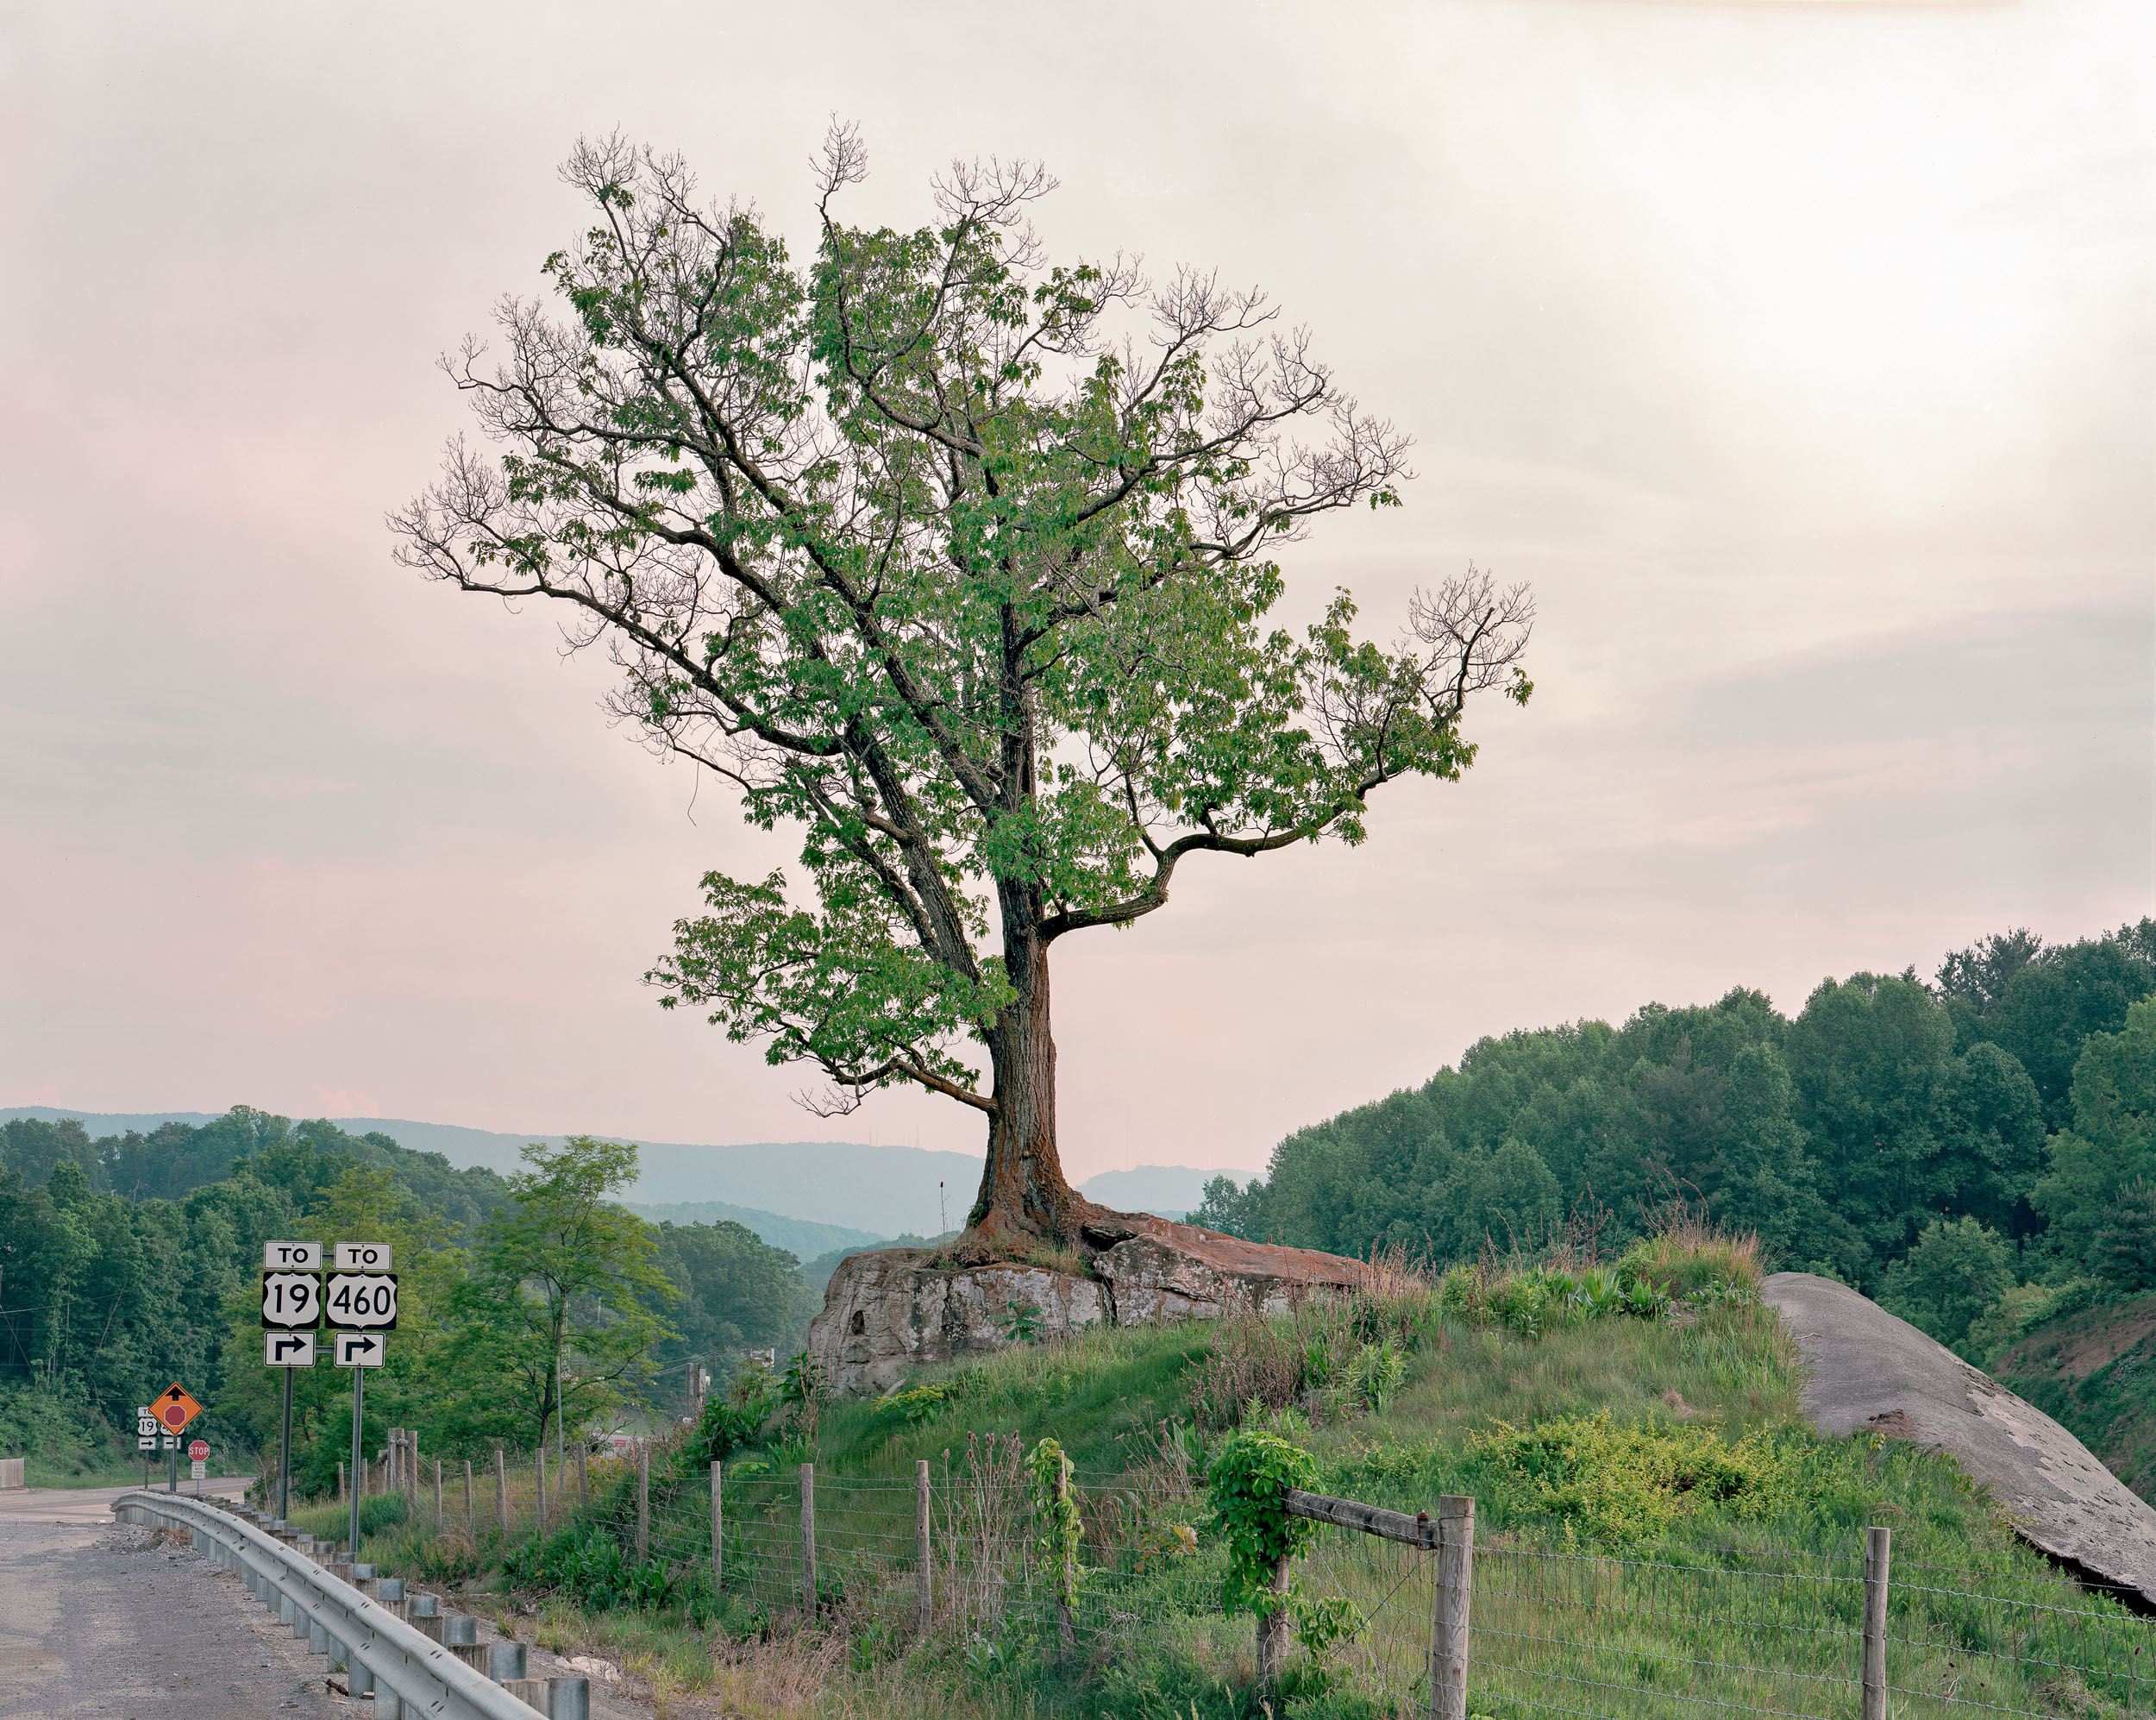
[1193,920,2156,1360]
[0,1108,815,1478]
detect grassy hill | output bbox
[318,1228,2156,1720]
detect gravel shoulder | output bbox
[0,1517,341,1717]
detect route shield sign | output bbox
[324,1272,398,1331]
[260,1271,323,1329]
[332,1241,392,1272]
[263,1240,323,1271]
[333,1331,386,1368]
[137,1408,157,1452]
[264,1331,317,1367]
[152,1384,203,1434]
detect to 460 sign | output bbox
[324,1272,398,1331]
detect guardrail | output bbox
[110,1489,587,1719]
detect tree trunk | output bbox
[963,920,1077,1255]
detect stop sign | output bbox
[188,1440,209,1461]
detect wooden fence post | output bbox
[1430,1495,1475,1720]
[463,1458,474,1538]
[916,1459,932,1636]
[433,1457,442,1525]
[494,1449,508,1536]
[337,1461,345,1503]
[577,1442,588,1506]
[800,1463,818,1615]
[636,1441,650,1563]
[711,1460,724,1590]
[537,1446,548,1534]
[406,1431,419,1514]
[1257,1554,1292,1685]
[1864,1524,1892,1720]
[1054,1458,1076,1660]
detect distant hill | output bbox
[3,1108,1245,1236]
[626,1201,880,1264]
[1079,1164,1259,1221]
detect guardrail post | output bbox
[1864,1524,1891,1720]
[636,1442,650,1563]
[800,1462,817,1615]
[495,1448,508,1536]
[916,1459,932,1636]
[1431,1495,1474,1720]
[711,1459,724,1590]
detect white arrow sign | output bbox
[264,1331,317,1367]
[334,1331,386,1368]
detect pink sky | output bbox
[2,0,2149,1181]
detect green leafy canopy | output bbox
[395,127,1532,1119]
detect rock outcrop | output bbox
[809,1218,1371,1397]
[1764,1271,2156,1605]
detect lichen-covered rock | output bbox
[807,1221,1372,1397]
[1095,1230,1370,1325]
[809,1250,1110,1397]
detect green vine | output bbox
[1204,1429,1320,1616]
[1028,1435,1085,1607]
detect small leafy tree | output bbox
[460,1136,677,1453]
[395,129,1533,1258]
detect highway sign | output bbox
[265,1331,317,1367]
[188,1440,208,1461]
[324,1272,398,1330]
[332,1240,392,1272]
[260,1271,323,1329]
[152,1384,203,1434]
[138,1434,157,1451]
[333,1331,386,1368]
[263,1240,323,1271]
[135,1409,156,1437]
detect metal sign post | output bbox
[348,1359,364,1557]
[260,1242,325,1525]
[279,1365,294,1520]
[325,1242,390,1560]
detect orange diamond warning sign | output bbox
[153,1383,203,1434]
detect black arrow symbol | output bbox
[272,1336,308,1361]
[345,1335,379,1359]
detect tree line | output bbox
[0,1110,814,1483]
[1191,920,2156,1358]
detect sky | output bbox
[1,0,2150,1184]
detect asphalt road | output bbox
[0,1478,252,1529]
[0,1513,340,1717]
[0,1485,667,1719]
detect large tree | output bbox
[394,132,1532,1259]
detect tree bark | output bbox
[962,915,1078,1255]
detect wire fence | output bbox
[342,1430,2156,1719]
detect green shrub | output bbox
[1470,1411,1794,1541]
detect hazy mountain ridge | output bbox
[0,1109,1250,1239]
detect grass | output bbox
[326,1227,2156,1720]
